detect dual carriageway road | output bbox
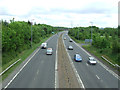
[2,31,119,89]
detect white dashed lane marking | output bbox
[86,63,88,66]
[96,75,100,80]
[37,70,39,75]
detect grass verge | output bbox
[70,35,85,44]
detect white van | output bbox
[41,43,47,49]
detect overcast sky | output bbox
[0,0,119,28]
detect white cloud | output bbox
[0,0,119,27]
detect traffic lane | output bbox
[29,34,58,88]
[65,34,119,88]
[28,53,56,88]
[64,40,105,88]
[63,35,88,58]
[7,34,58,88]
[31,34,58,88]
[8,50,56,88]
[47,35,58,52]
[63,34,118,88]
[63,34,104,88]
[88,64,119,88]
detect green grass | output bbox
[82,45,102,59]
[1,34,53,81]
[70,35,85,44]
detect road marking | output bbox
[4,34,56,89]
[67,35,120,80]
[41,60,44,64]
[97,61,120,80]
[62,34,85,88]
[37,70,39,75]
[34,78,36,81]
[4,48,40,89]
[55,34,59,89]
[86,63,88,66]
[96,75,100,80]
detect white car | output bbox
[41,43,47,49]
[68,45,73,50]
[46,48,53,55]
[69,39,73,42]
[88,56,97,65]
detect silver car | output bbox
[46,48,53,55]
[88,56,97,65]
[68,45,73,50]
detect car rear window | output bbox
[47,49,52,52]
[77,56,80,59]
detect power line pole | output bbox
[77,24,79,40]
[31,19,34,48]
[90,22,93,45]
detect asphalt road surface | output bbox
[6,34,59,88]
[63,32,119,88]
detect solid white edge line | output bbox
[4,48,40,89]
[67,35,120,80]
[55,34,59,89]
[62,33,85,88]
[4,34,56,89]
